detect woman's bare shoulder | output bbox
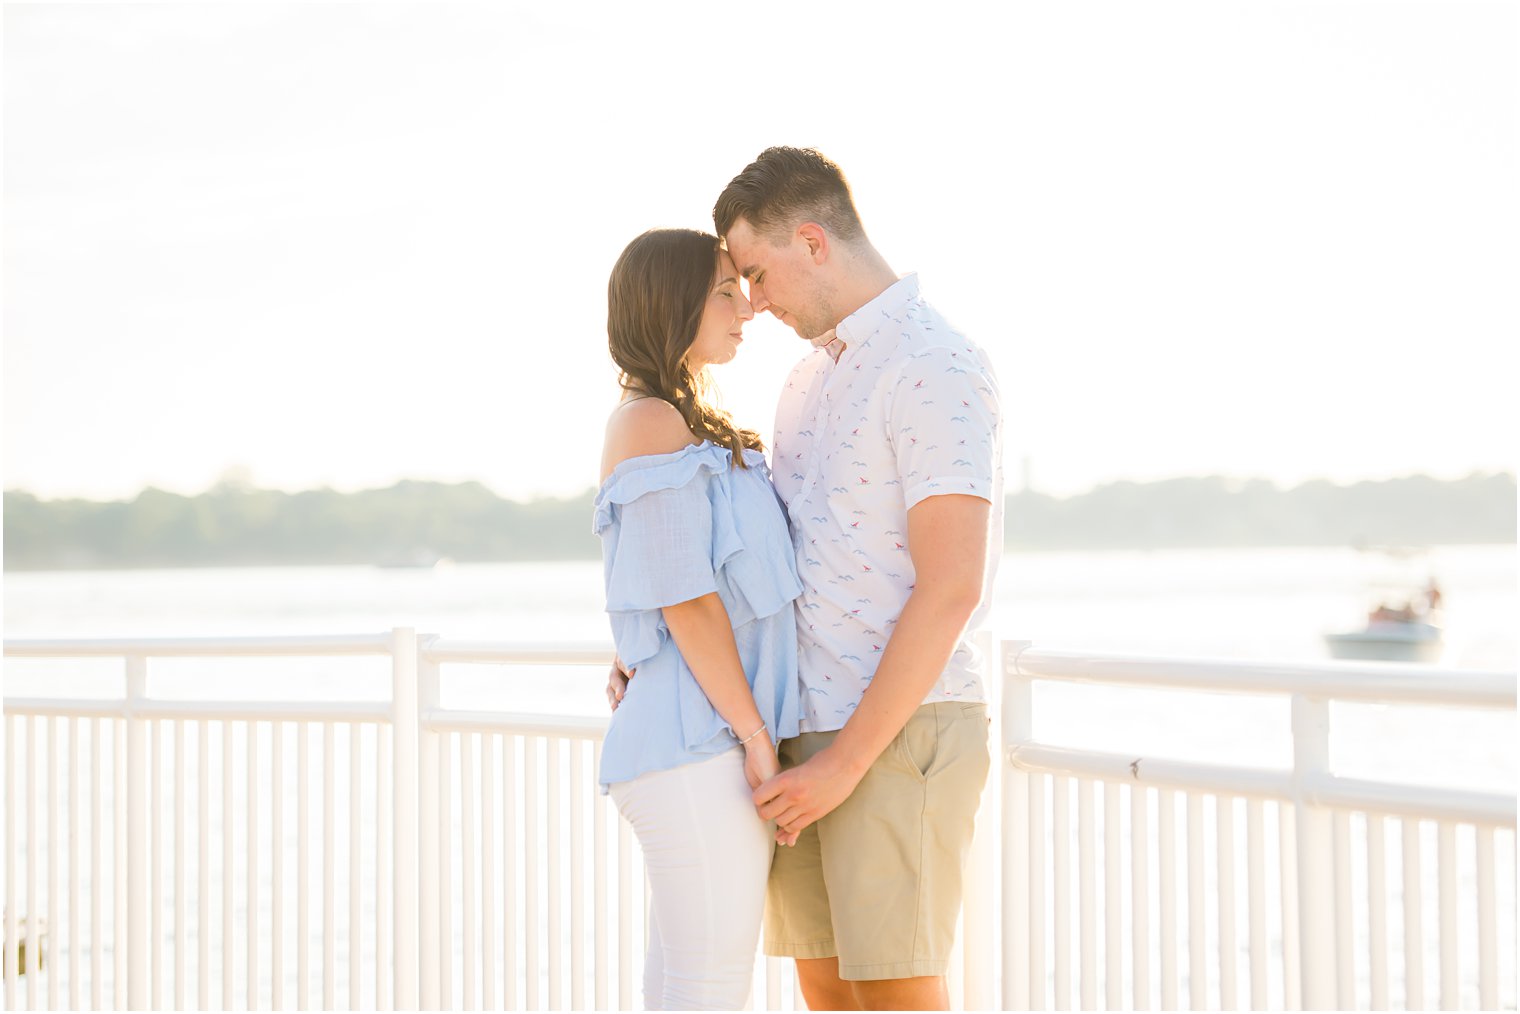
[600,398,701,482]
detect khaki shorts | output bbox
[763,701,991,981]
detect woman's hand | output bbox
[741,727,780,791]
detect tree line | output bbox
[3,472,1513,571]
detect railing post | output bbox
[1291,694,1336,1010]
[1002,639,1033,1010]
[416,638,443,1011]
[391,628,420,1010]
[125,656,149,1011]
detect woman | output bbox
[594,228,802,1010]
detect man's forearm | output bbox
[818,579,983,780]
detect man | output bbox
[612,146,1003,1011]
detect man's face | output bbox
[724,217,833,341]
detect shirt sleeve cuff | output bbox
[904,476,994,510]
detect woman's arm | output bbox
[662,592,778,789]
[602,396,778,788]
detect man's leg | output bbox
[850,975,948,1011]
[796,957,860,1011]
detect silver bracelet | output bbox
[738,724,767,746]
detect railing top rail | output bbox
[4,632,397,658]
[423,639,614,665]
[1008,645,1516,709]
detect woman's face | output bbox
[683,250,754,370]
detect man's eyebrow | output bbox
[739,265,757,280]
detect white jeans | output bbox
[609,748,774,1011]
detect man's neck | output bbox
[828,246,901,330]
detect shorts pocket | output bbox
[896,709,940,781]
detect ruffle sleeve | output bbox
[593,442,802,751]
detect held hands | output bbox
[752,745,864,848]
[741,727,780,791]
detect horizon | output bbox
[5,465,1513,508]
[4,2,1516,502]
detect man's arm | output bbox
[753,492,990,841]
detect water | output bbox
[5,546,1516,785]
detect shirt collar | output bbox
[834,273,921,350]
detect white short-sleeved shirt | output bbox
[771,274,1004,733]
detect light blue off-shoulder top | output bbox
[593,441,803,792]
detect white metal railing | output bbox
[3,630,1515,1011]
[1001,643,1516,1012]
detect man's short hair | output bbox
[713,146,867,246]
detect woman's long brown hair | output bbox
[606,229,763,467]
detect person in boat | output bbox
[594,227,802,1010]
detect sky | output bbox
[3,1,1516,503]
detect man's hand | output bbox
[605,655,634,712]
[752,746,865,846]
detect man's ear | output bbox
[797,222,829,263]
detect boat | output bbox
[1325,575,1445,663]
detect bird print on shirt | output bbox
[771,275,1002,731]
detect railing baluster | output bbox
[93,717,104,1012]
[1246,798,1267,1011]
[150,717,161,1010]
[1218,795,1238,1011]
[1077,778,1095,1009]
[5,716,17,1014]
[440,731,455,1011]
[1403,817,1425,1011]
[222,720,233,1013]
[248,721,259,1011]
[1186,792,1205,1011]
[70,717,81,1012]
[271,722,284,1012]
[297,722,310,1010]
[350,722,363,1010]
[390,628,418,1012]
[378,723,393,1013]
[505,734,520,1011]
[482,734,498,1012]
[1132,784,1151,1011]
[593,741,608,1013]
[1104,781,1121,1011]
[1475,826,1497,1011]
[26,715,38,1011]
[1278,803,1300,1011]
[1029,772,1047,1011]
[463,732,478,1011]
[548,739,563,1010]
[48,716,61,1010]
[1437,822,1458,1010]
[175,719,187,1011]
[1053,774,1071,1010]
[571,741,586,1012]
[1368,813,1390,1011]
[1158,788,1177,1011]
[1333,810,1354,1010]
[525,737,540,1012]
[117,717,128,1012]
[127,661,148,1013]
[324,721,336,1011]
[197,720,209,1012]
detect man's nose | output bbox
[747,283,770,314]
